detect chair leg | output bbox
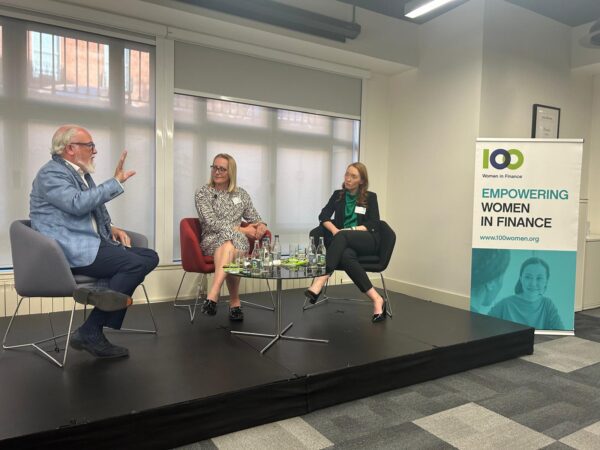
[190,276,203,322]
[240,279,275,311]
[47,312,60,353]
[3,297,76,368]
[266,279,276,308]
[380,273,393,318]
[173,271,187,305]
[116,284,158,334]
[2,296,26,350]
[173,271,202,323]
[142,284,159,331]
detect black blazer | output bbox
[313,190,381,248]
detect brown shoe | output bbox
[73,287,130,312]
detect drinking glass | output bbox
[235,249,245,267]
[297,245,307,261]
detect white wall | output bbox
[360,73,391,215]
[385,0,485,308]
[384,0,596,309]
[589,76,600,233]
[480,1,577,137]
[479,0,593,196]
[570,19,600,236]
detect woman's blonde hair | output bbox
[210,153,237,192]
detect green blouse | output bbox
[343,191,358,228]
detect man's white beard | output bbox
[76,157,96,174]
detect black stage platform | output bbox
[0,285,533,449]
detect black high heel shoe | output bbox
[372,300,387,323]
[304,289,322,304]
[229,306,244,322]
[201,299,218,316]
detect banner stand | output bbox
[470,138,583,335]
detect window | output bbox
[27,30,110,105]
[173,95,359,260]
[0,17,155,268]
[124,47,152,116]
[207,99,268,128]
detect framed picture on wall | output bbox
[531,104,561,138]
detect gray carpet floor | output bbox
[176,308,600,450]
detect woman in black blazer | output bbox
[305,162,387,322]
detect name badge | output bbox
[232,197,242,205]
[355,206,366,215]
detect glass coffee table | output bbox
[227,264,329,354]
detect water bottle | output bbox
[251,240,262,274]
[271,235,281,266]
[261,236,271,269]
[317,236,326,267]
[308,236,317,267]
[262,236,271,252]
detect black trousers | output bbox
[72,240,159,328]
[324,231,378,293]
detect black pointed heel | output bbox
[372,301,387,323]
[304,289,321,304]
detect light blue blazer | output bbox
[29,159,124,267]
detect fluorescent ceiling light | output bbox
[405,0,458,19]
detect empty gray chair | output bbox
[3,220,157,368]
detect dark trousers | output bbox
[324,231,378,293]
[72,240,159,329]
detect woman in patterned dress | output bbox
[195,153,267,321]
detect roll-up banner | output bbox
[471,139,583,334]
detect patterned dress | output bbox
[195,185,262,256]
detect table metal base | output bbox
[232,322,328,354]
[231,278,329,354]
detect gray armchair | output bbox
[303,220,396,318]
[3,220,157,368]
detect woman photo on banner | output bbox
[489,256,564,330]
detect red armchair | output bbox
[174,218,274,322]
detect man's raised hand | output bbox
[114,150,136,183]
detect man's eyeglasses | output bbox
[70,142,96,151]
[210,165,228,174]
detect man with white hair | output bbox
[29,125,159,358]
